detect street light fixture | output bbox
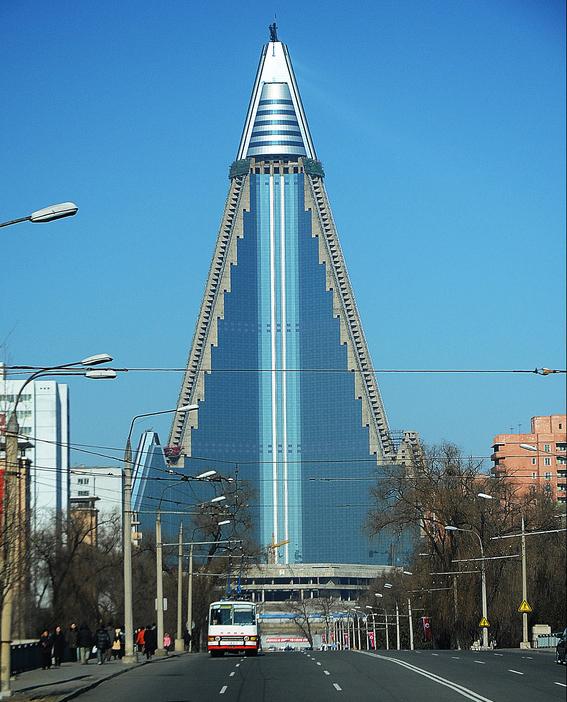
[218,519,231,526]
[0,201,78,228]
[196,470,217,479]
[477,493,493,500]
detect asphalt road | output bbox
[76,649,566,702]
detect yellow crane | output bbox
[266,535,290,564]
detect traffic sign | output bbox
[479,617,490,628]
[518,600,532,613]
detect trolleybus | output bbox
[208,599,259,656]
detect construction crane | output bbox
[266,535,290,564]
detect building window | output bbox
[544,457,551,466]
[544,444,550,452]
[531,458,537,465]
[544,472,552,480]
[557,443,567,452]
[78,490,90,496]
[531,472,537,479]
[558,484,566,492]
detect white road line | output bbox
[317,661,322,666]
[220,686,227,695]
[235,663,240,667]
[474,661,486,664]
[358,651,494,702]
[508,670,524,675]
[521,656,533,660]
[229,672,235,677]
[554,682,566,687]
[324,670,330,675]
[432,653,439,656]
[452,656,461,659]
[493,653,503,657]
[333,683,342,691]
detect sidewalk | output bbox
[11,652,184,701]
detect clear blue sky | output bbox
[1,0,565,468]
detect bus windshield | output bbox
[233,607,255,625]
[210,605,233,626]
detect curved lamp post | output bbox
[445,525,489,649]
[122,404,198,664]
[1,354,114,697]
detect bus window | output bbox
[233,607,255,625]
[210,605,232,626]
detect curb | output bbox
[58,653,184,702]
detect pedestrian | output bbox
[135,627,145,654]
[111,628,122,660]
[143,624,156,660]
[77,623,93,664]
[183,627,191,653]
[163,632,172,654]
[52,625,66,667]
[39,630,52,670]
[94,622,111,665]
[105,622,114,662]
[68,623,79,662]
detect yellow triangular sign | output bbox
[479,617,490,627]
[518,600,532,613]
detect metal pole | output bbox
[122,438,135,663]
[175,523,184,652]
[478,536,489,649]
[385,610,390,650]
[372,614,377,650]
[396,601,401,650]
[156,513,164,655]
[520,515,530,649]
[186,544,194,652]
[0,413,19,697]
[408,598,414,651]
[453,576,460,650]
[356,614,362,650]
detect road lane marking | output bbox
[235,663,240,667]
[508,670,524,675]
[317,661,322,666]
[474,661,486,664]
[521,656,533,659]
[432,653,439,656]
[358,651,494,702]
[333,683,342,691]
[324,670,330,675]
[452,656,461,659]
[220,686,227,694]
[229,671,235,677]
[554,682,566,687]
[493,653,503,657]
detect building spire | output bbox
[236,35,316,161]
[269,21,278,42]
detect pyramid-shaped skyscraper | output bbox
[167,29,420,566]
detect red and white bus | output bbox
[208,600,259,657]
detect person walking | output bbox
[52,625,66,667]
[39,630,52,670]
[77,623,93,664]
[104,622,114,662]
[135,626,145,654]
[183,627,191,652]
[68,623,79,662]
[163,632,172,654]
[111,628,122,660]
[143,624,156,660]
[94,623,110,665]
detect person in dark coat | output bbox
[143,624,157,660]
[52,625,66,667]
[94,623,111,665]
[77,623,93,664]
[183,627,191,652]
[39,630,52,670]
[68,623,79,662]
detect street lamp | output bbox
[122,404,198,664]
[445,525,489,649]
[1,354,115,697]
[0,201,78,229]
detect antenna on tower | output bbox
[269,21,278,42]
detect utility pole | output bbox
[395,601,401,650]
[407,598,414,651]
[175,523,184,652]
[156,513,164,655]
[520,515,530,649]
[122,438,135,663]
[186,544,194,652]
